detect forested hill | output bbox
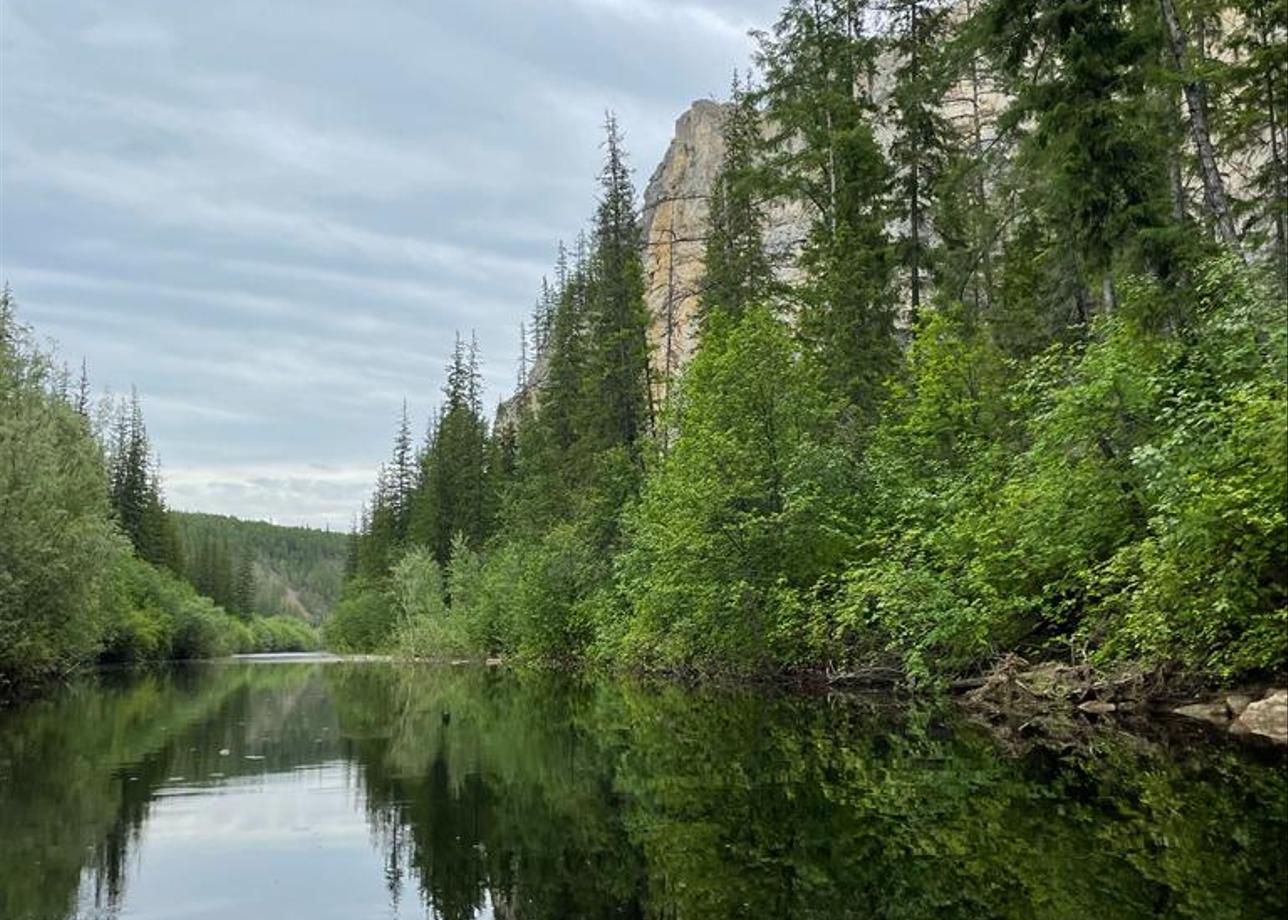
[171,512,348,624]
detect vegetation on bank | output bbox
[332,0,1286,684]
[0,293,318,698]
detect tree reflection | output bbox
[1,664,1284,920]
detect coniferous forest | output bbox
[328,0,1286,686]
[0,0,1284,696]
[171,512,348,624]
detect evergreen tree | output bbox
[583,113,652,456]
[390,401,415,540]
[885,0,954,323]
[1216,0,1288,285]
[701,73,775,335]
[757,0,898,415]
[103,389,180,571]
[234,552,255,618]
[982,0,1179,311]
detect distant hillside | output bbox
[171,512,348,623]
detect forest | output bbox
[328,0,1286,685]
[172,512,348,624]
[0,298,319,699]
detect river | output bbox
[0,656,1284,919]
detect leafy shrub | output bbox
[618,306,853,671]
[0,301,126,692]
[831,259,1287,679]
[321,578,395,652]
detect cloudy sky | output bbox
[0,0,781,529]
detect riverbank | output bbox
[369,647,1288,747]
[946,655,1288,747]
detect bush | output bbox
[101,553,326,662]
[322,578,395,652]
[247,616,320,652]
[448,537,524,656]
[618,306,853,671]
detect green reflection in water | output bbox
[0,661,1284,920]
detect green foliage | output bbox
[1089,261,1288,673]
[758,0,899,414]
[512,523,605,661]
[330,0,1286,688]
[618,306,853,670]
[100,554,317,661]
[445,536,523,655]
[700,73,775,334]
[245,615,320,652]
[0,292,125,693]
[103,390,183,574]
[321,578,396,653]
[583,114,652,458]
[829,259,1287,679]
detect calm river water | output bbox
[0,657,1285,919]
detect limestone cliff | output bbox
[640,100,811,409]
[640,100,727,409]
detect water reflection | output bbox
[0,661,1284,920]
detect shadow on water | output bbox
[0,660,1284,920]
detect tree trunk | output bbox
[908,0,923,326]
[1158,0,1246,261]
[1261,22,1288,289]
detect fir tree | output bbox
[885,0,953,323]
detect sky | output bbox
[0,0,782,529]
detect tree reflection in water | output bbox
[0,662,1284,920]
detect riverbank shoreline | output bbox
[8,650,1285,749]
[373,649,1288,746]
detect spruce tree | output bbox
[1217,0,1287,285]
[584,113,652,456]
[757,0,898,415]
[885,0,953,323]
[701,72,775,336]
[390,401,415,541]
[982,0,1178,310]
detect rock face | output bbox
[640,100,811,410]
[498,97,812,429]
[1233,690,1288,743]
[640,100,727,410]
